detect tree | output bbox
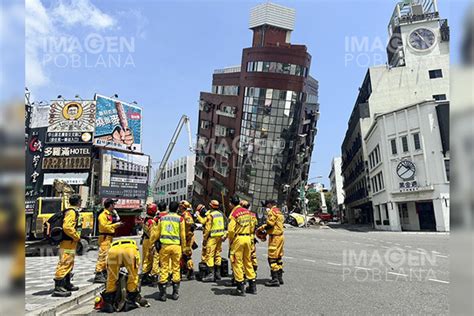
[306,191,321,214]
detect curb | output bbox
[26,284,104,316]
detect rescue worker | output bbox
[94,199,122,283]
[52,195,82,297]
[151,202,168,280]
[150,201,186,301]
[240,200,258,274]
[100,238,149,312]
[257,199,285,287]
[202,200,225,282]
[195,203,211,278]
[141,203,159,286]
[179,200,196,280]
[227,196,257,296]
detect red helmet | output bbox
[146,203,158,216]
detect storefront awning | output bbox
[43,173,89,185]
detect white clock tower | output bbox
[386,0,450,68]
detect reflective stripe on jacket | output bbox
[210,210,225,237]
[160,214,182,245]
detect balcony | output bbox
[214,65,241,74]
[216,106,237,118]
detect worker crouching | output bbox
[100,239,148,312]
[202,200,225,282]
[150,201,186,301]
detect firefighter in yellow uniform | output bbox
[150,201,186,301]
[195,203,211,279]
[141,203,159,286]
[151,202,168,278]
[179,200,196,280]
[100,239,148,312]
[53,195,82,297]
[202,201,225,282]
[240,200,258,274]
[94,198,122,283]
[257,199,285,286]
[227,196,257,295]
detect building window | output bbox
[401,136,409,152]
[413,133,421,150]
[433,94,447,101]
[399,203,409,225]
[429,69,443,79]
[390,139,397,155]
[444,159,450,182]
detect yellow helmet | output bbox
[240,200,250,209]
[209,200,220,209]
[180,200,191,209]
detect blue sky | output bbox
[23,0,469,187]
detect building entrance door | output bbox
[416,201,436,231]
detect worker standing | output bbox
[141,203,159,286]
[258,199,285,287]
[52,195,82,297]
[227,196,257,296]
[240,200,258,274]
[151,202,168,280]
[195,203,211,278]
[179,200,196,280]
[94,199,122,284]
[100,239,149,312]
[202,200,225,282]
[150,201,186,301]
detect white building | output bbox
[155,155,195,204]
[328,157,345,215]
[341,0,450,224]
[365,99,449,231]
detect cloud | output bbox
[51,0,116,30]
[25,0,116,89]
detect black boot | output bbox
[245,279,257,294]
[65,273,79,291]
[52,278,71,297]
[233,281,246,296]
[141,273,152,286]
[214,265,222,281]
[94,271,106,284]
[158,283,167,302]
[277,270,284,285]
[265,271,280,287]
[171,282,180,300]
[202,267,215,282]
[100,291,115,313]
[187,269,195,280]
[124,291,139,311]
[151,275,159,287]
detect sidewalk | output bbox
[25,249,103,315]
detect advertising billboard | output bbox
[25,127,47,212]
[100,150,149,201]
[47,100,95,144]
[94,95,142,152]
[42,145,92,170]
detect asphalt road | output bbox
[79,226,449,315]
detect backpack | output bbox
[44,208,76,245]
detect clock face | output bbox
[396,160,416,180]
[408,28,436,51]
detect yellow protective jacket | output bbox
[262,206,284,235]
[204,210,225,239]
[98,209,120,234]
[150,212,186,251]
[63,208,81,242]
[182,211,195,238]
[227,207,255,244]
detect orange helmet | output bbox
[196,204,206,213]
[209,200,220,209]
[180,200,191,209]
[146,203,158,216]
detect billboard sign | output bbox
[42,145,92,170]
[94,95,142,152]
[47,100,95,144]
[99,150,149,200]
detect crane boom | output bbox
[153,115,194,194]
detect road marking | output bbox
[327,262,342,266]
[429,278,449,284]
[355,266,371,271]
[303,259,316,263]
[435,254,449,258]
[388,272,408,277]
